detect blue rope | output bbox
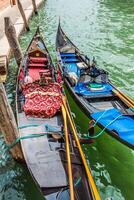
[18,124,62,133]
[18,124,39,129]
[7,133,48,150]
[89,114,123,139]
[93,109,108,127]
[93,107,134,129]
[6,123,63,151]
[89,107,134,139]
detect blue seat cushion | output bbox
[91,108,134,145]
[60,53,76,57]
[62,58,78,63]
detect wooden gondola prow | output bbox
[62,105,75,200]
[62,97,101,200]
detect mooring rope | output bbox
[89,106,134,139]
[88,114,123,139]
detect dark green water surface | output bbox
[1,0,134,199]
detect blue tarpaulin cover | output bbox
[91,108,134,145]
[74,82,113,96]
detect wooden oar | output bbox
[113,89,134,108]
[62,97,101,200]
[61,105,75,200]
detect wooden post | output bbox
[10,0,16,5]
[0,55,7,83]
[0,83,24,161]
[31,0,38,14]
[16,0,30,31]
[4,17,22,67]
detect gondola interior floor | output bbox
[18,113,67,188]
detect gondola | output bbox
[56,23,134,149]
[16,28,101,200]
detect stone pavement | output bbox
[0,0,10,11]
[0,0,33,39]
[0,0,43,55]
[0,0,44,82]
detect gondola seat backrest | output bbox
[28,48,47,58]
[29,56,48,67]
[29,57,48,64]
[39,69,51,77]
[28,48,48,67]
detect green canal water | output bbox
[0,0,134,199]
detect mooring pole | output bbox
[10,0,16,5]
[31,0,38,14]
[16,0,30,31]
[4,17,22,67]
[0,83,24,161]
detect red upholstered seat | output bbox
[30,57,48,63]
[39,69,51,77]
[29,67,42,81]
[29,68,51,81]
[23,83,62,118]
[29,63,46,67]
[39,69,50,73]
[44,77,53,83]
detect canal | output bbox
[0,0,134,199]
